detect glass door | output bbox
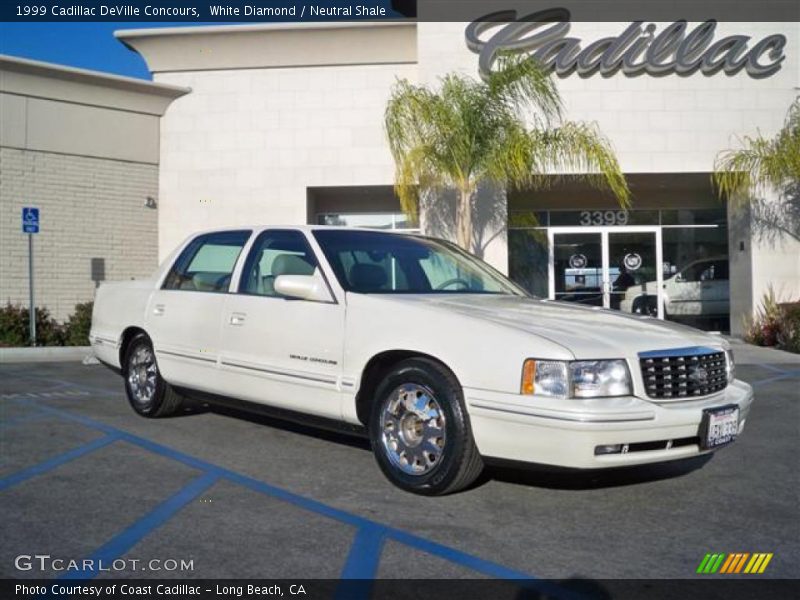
[551,232,604,306]
[607,230,663,318]
[549,227,663,318]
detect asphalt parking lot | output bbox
[1,342,799,594]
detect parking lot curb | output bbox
[0,346,94,363]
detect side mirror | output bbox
[674,273,684,283]
[274,270,333,302]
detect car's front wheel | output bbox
[369,358,483,495]
[123,333,184,418]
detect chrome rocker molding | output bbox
[220,360,337,386]
[157,349,217,364]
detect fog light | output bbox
[594,444,623,456]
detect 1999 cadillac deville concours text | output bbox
[90,226,753,495]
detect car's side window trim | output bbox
[236,229,338,304]
[161,230,252,294]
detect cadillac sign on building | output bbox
[466,9,787,78]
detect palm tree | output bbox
[714,99,800,202]
[384,53,629,252]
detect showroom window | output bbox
[317,212,419,233]
[508,208,730,332]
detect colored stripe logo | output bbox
[697,553,773,574]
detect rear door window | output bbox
[162,231,251,293]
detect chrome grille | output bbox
[639,348,727,399]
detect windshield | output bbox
[313,229,526,296]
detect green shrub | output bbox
[63,301,93,346]
[776,303,800,353]
[743,289,800,354]
[0,303,65,347]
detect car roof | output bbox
[681,256,728,267]
[188,224,420,237]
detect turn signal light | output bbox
[521,359,536,395]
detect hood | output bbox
[375,294,726,359]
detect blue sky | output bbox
[0,23,194,79]
[0,8,400,80]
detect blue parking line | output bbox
[18,399,377,529]
[0,434,118,492]
[333,527,386,600]
[59,471,219,580]
[339,526,386,579]
[15,399,587,598]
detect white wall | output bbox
[418,22,798,173]
[155,63,416,259]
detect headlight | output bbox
[522,359,631,398]
[569,360,632,398]
[725,348,735,383]
[521,359,568,398]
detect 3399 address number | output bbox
[579,210,630,226]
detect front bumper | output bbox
[465,379,753,469]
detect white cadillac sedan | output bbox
[90,226,753,495]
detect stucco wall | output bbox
[154,63,417,259]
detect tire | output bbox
[632,295,658,317]
[368,358,483,495]
[122,333,184,418]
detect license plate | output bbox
[700,405,739,450]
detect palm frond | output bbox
[384,57,630,249]
[714,99,800,200]
[486,52,562,126]
[527,121,630,206]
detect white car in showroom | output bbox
[620,257,730,318]
[91,227,752,495]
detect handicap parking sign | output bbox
[22,207,39,234]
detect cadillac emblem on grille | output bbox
[689,365,709,385]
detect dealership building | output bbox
[4,18,797,333]
[0,54,188,320]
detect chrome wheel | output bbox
[380,383,446,476]
[127,344,158,407]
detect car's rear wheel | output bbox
[369,358,483,495]
[632,294,659,317]
[123,333,184,418]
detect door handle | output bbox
[229,313,246,326]
[153,304,165,316]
